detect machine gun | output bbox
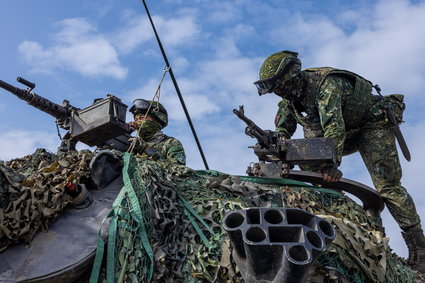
[234,106,385,217]
[0,77,131,152]
[233,105,337,177]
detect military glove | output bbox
[322,167,342,183]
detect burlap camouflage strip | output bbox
[0,149,94,252]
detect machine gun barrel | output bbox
[1,76,130,152]
[0,79,69,120]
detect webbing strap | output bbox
[89,209,116,283]
[106,217,117,283]
[90,153,155,283]
[121,153,154,281]
[183,209,211,248]
[179,196,213,234]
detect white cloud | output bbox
[55,18,97,43]
[200,57,260,95]
[165,93,220,120]
[0,130,57,161]
[17,13,201,79]
[159,15,200,47]
[18,41,57,72]
[204,2,241,24]
[113,16,152,54]
[123,76,220,122]
[114,14,200,54]
[18,18,127,79]
[272,0,425,100]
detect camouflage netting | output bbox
[0,149,94,252]
[91,152,418,283]
[0,149,419,282]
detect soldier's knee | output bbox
[379,185,415,208]
[372,158,401,185]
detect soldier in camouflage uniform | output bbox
[128,99,186,166]
[254,50,425,273]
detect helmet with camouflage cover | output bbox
[254,50,301,95]
[129,99,168,128]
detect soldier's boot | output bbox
[402,227,425,274]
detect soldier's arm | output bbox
[316,76,346,167]
[166,138,186,165]
[275,99,297,138]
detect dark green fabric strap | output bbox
[106,217,118,283]
[89,209,116,283]
[90,153,155,283]
[195,169,227,177]
[179,196,213,234]
[183,209,211,248]
[121,153,154,281]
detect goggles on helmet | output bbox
[130,99,151,114]
[253,57,297,95]
[130,99,166,115]
[129,99,168,127]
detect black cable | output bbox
[140,0,210,170]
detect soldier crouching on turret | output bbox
[127,99,186,166]
[254,50,425,274]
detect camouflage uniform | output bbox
[275,68,420,230]
[135,131,186,166]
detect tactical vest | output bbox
[303,67,373,129]
[141,132,169,160]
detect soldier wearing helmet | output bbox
[128,99,186,165]
[254,50,425,273]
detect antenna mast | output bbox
[140,0,210,170]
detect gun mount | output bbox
[0,77,130,152]
[233,105,337,176]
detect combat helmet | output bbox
[254,50,301,95]
[129,99,168,128]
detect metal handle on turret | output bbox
[17,77,35,90]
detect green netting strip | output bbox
[90,153,155,283]
[195,169,226,177]
[195,170,340,196]
[90,236,105,283]
[90,209,116,283]
[179,196,213,234]
[106,217,118,282]
[183,209,211,248]
[120,152,154,282]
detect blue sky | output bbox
[1,0,425,257]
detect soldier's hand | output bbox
[127,121,139,132]
[279,136,287,142]
[322,167,342,183]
